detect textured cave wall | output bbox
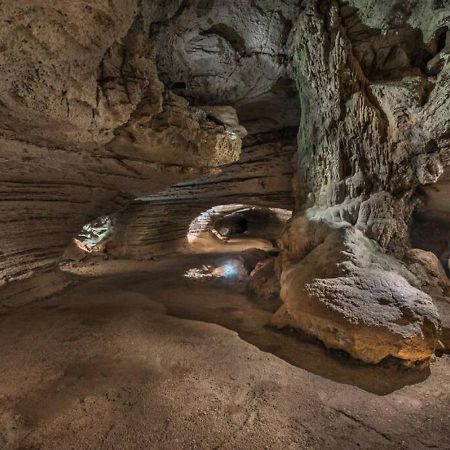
[274,0,450,364]
[291,1,449,249]
[69,0,301,260]
[105,133,295,258]
[1,0,449,366]
[0,0,300,303]
[149,0,300,126]
[0,1,247,301]
[345,0,450,42]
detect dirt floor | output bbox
[0,253,449,449]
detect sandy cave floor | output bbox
[0,253,449,449]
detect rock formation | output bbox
[275,216,440,364]
[272,0,450,364]
[0,1,245,301]
[105,134,295,258]
[0,0,449,366]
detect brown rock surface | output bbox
[272,0,450,364]
[0,1,245,295]
[276,216,440,364]
[0,0,449,374]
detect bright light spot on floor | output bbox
[222,262,238,278]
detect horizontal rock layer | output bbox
[107,135,295,258]
[0,1,254,298]
[0,128,236,287]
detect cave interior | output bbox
[0,1,450,449]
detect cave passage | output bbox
[186,204,292,253]
[1,0,450,448]
[216,214,248,237]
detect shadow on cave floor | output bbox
[59,253,434,396]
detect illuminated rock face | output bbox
[0,0,449,364]
[273,0,450,363]
[275,216,440,364]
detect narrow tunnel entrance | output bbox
[410,216,450,276]
[216,213,248,238]
[412,180,450,276]
[187,204,292,253]
[183,204,292,281]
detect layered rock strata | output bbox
[0,0,449,367]
[106,134,295,258]
[0,1,246,301]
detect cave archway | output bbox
[215,212,248,238]
[187,204,292,253]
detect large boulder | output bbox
[274,215,441,364]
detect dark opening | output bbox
[435,26,449,53]
[216,213,248,237]
[410,215,450,275]
[172,81,187,90]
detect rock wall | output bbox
[274,0,450,364]
[0,0,299,303]
[106,133,295,258]
[291,0,449,249]
[0,1,245,301]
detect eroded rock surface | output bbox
[275,216,440,364]
[106,136,295,258]
[0,1,250,297]
[273,0,450,364]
